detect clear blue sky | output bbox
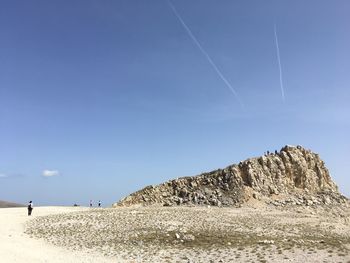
[1,0,349,206]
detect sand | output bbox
[0,206,116,263]
[1,205,350,262]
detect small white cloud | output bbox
[42,170,60,177]
[0,173,8,178]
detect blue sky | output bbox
[1,0,349,206]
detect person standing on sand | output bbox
[90,200,93,207]
[28,201,33,216]
[98,200,101,207]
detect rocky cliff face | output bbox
[114,145,348,207]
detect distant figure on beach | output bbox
[90,200,93,208]
[98,200,101,207]
[28,201,33,216]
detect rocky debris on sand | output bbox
[114,145,348,208]
[25,206,350,262]
[258,240,275,244]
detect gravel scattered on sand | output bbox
[25,205,350,262]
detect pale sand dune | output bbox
[0,206,118,263]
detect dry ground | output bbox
[23,204,350,263]
[0,207,118,263]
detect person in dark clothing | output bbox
[28,201,33,216]
[98,200,101,207]
[90,200,93,207]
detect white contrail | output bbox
[274,24,285,102]
[166,0,244,108]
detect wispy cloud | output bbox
[0,173,26,179]
[166,0,244,108]
[42,170,60,177]
[274,24,285,102]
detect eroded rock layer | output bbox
[114,145,348,207]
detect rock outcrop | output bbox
[114,145,348,207]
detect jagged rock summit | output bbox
[114,145,348,207]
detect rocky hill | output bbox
[0,200,25,208]
[114,145,348,207]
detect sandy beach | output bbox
[1,205,349,262]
